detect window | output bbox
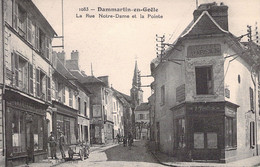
[11,110,26,153]
[195,66,213,95]
[12,53,28,92]
[176,118,185,148]
[78,97,81,114]
[250,87,254,111]
[250,121,255,148]
[225,117,236,148]
[17,4,27,38]
[139,114,144,120]
[84,101,87,117]
[161,85,165,105]
[69,89,73,107]
[114,115,117,125]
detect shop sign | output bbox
[187,44,221,58]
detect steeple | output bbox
[130,61,143,107]
[132,61,141,89]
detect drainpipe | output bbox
[251,64,258,156]
[1,0,6,165]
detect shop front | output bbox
[172,101,238,162]
[52,102,78,147]
[5,90,48,167]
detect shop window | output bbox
[195,66,213,95]
[12,110,26,153]
[33,115,43,151]
[250,121,255,148]
[176,118,185,148]
[160,85,165,105]
[225,117,236,148]
[194,132,204,149]
[69,89,73,107]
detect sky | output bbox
[32,0,260,102]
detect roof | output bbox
[135,103,150,111]
[23,0,57,36]
[80,76,106,85]
[111,87,132,104]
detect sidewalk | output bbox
[151,151,260,167]
[17,143,117,167]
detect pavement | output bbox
[16,143,118,167]
[151,150,260,167]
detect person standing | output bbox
[59,131,66,159]
[48,132,58,159]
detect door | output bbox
[26,121,34,162]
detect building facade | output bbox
[2,0,56,166]
[150,2,260,162]
[134,103,150,140]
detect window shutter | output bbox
[35,26,39,50]
[36,68,40,97]
[47,76,51,102]
[28,64,34,94]
[46,36,50,59]
[27,17,32,43]
[14,53,19,87]
[249,87,254,111]
[233,117,237,147]
[13,1,18,30]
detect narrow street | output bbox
[57,140,163,167]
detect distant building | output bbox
[150,2,260,162]
[134,103,150,140]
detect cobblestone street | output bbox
[56,140,163,167]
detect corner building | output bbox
[150,2,260,162]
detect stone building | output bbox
[1,0,56,166]
[134,102,150,140]
[150,2,260,162]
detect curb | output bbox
[150,151,177,167]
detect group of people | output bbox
[48,131,66,159]
[116,133,133,149]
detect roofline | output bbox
[181,11,229,38]
[28,0,57,36]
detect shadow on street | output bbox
[104,140,158,163]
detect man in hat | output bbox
[59,131,66,159]
[48,132,58,159]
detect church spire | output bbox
[132,61,141,89]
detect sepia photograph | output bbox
[0,0,260,166]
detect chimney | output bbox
[57,51,66,65]
[66,50,80,70]
[98,76,109,86]
[193,2,229,31]
[71,50,79,61]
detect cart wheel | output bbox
[79,149,84,161]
